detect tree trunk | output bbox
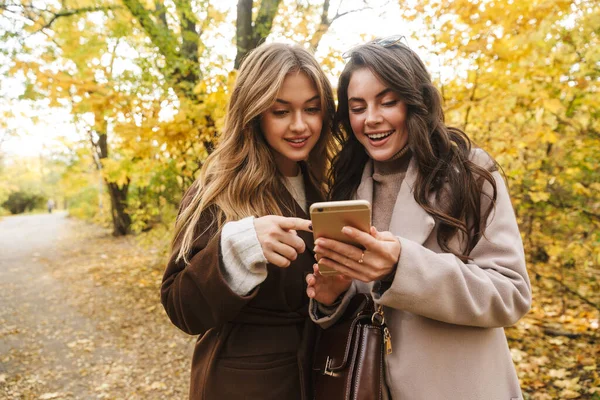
[107,180,131,236]
[235,0,282,68]
[93,117,133,236]
[235,0,253,69]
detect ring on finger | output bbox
[358,251,365,264]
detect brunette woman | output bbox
[307,37,531,399]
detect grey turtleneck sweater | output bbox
[372,149,412,231]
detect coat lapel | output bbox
[356,157,435,245]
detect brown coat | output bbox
[313,150,532,400]
[162,173,323,400]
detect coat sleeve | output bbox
[308,282,358,328]
[160,190,257,335]
[374,169,532,328]
[309,280,377,328]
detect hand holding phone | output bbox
[309,200,371,275]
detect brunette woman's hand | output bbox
[254,216,312,268]
[305,264,352,306]
[313,226,401,282]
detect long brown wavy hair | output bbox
[173,43,336,263]
[329,41,498,261]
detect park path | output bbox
[0,213,193,399]
[0,212,128,399]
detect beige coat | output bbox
[312,150,531,400]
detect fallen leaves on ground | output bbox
[1,218,193,399]
[2,216,598,399]
[507,272,600,399]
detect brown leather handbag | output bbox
[312,294,392,400]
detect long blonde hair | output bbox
[173,43,336,263]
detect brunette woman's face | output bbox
[260,71,323,177]
[347,68,408,161]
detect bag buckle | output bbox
[323,356,339,377]
[371,305,385,326]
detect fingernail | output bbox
[342,227,351,234]
[308,224,312,231]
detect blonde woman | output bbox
[161,43,335,400]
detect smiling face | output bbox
[260,71,323,176]
[347,68,409,161]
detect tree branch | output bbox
[88,129,103,171]
[332,6,371,22]
[542,327,583,339]
[308,0,330,52]
[529,265,600,311]
[37,5,123,30]
[463,61,480,131]
[547,200,600,222]
[153,0,168,28]
[121,0,178,63]
[308,0,373,52]
[107,36,121,80]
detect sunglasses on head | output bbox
[342,34,409,59]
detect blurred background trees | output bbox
[0,0,598,396]
[1,0,597,275]
[1,0,376,233]
[399,0,599,312]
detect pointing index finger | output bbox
[280,217,312,232]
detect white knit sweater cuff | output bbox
[220,216,268,296]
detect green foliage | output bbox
[126,159,182,233]
[66,185,104,221]
[2,191,46,214]
[0,153,66,214]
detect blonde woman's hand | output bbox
[254,216,312,268]
[313,226,401,282]
[306,264,352,306]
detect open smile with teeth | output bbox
[286,137,308,143]
[366,130,394,141]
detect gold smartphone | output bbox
[309,200,372,275]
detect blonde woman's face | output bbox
[260,71,323,177]
[347,68,409,161]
